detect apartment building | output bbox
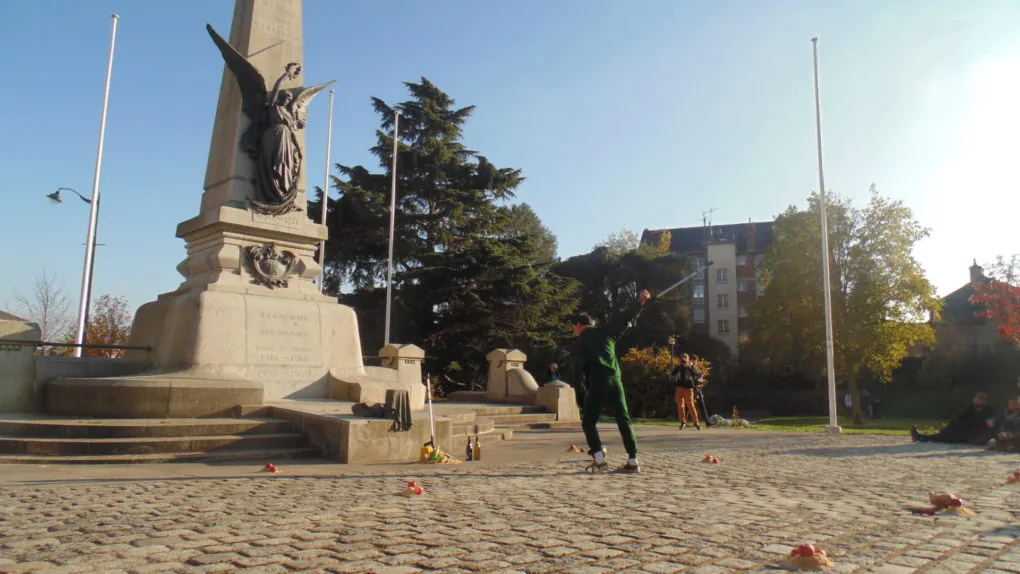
[640,220,775,358]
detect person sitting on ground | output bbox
[910,392,1000,445]
[988,399,1019,452]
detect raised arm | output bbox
[607,289,653,340]
[269,63,301,109]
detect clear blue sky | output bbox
[2,0,1019,317]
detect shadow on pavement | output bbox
[779,443,929,457]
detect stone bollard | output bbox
[485,349,539,404]
[0,319,41,413]
[379,343,425,384]
[378,343,427,410]
[536,381,580,422]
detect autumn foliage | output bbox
[83,294,132,358]
[619,346,711,418]
[971,255,1020,345]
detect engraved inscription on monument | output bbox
[246,301,322,367]
[256,2,296,40]
[251,210,305,229]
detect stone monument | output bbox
[46,0,426,418]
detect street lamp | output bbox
[47,186,101,356]
[47,187,92,205]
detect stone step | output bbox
[470,405,547,416]
[0,433,307,456]
[0,447,322,465]
[492,427,515,440]
[484,413,558,425]
[452,417,495,437]
[0,417,294,439]
[518,420,581,430]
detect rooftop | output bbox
[641,221,774,254]
[0,310,27,322]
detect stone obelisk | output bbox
[47,0,420,418]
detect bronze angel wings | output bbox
[206,24,335,144]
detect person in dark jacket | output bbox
[570,289,652,474]
[988,398,1019,451]
[911,392,1000,445]
[670,354,703,430]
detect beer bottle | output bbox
[466,436,474,461]
[474,435,482,461]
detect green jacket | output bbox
[571,301,647,385]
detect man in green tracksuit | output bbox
[570,289,652,474]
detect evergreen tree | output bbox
[312,78,578,388]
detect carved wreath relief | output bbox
[207,24,335,216]
[245,243,297,289]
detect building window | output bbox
[716,268,728,284]
[738,279,749,292]
[693,284,705,304]
[693,308,705,323]
[737,255,747,266]
[739,307,748,318]
[757,282,765,296]
[717,294,728,309]
[694,256,707,280]
[755,254,763,267]
[717,319,730,334]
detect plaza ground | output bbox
[0,424,1017,573]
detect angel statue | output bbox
[207,24,335,214]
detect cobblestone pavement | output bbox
[1,429,1018,573]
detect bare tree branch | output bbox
[11,271,73,355]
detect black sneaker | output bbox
[679,422,687,430]
[617,462,640,473]
[910,425,921,443]
[695,423,702,430]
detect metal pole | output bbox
[74,14,119,358]
[811,37,841,433]
[656,261,714,300]
[384,111,399,346]
[318,89,335,293]
[425,375,437,448]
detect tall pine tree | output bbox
[312,78,578,389]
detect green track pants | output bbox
[581,374,638,459]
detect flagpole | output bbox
[74,14,119,358]
[811,37,841,433]
[318,89,335,293]
[384,111,400,346]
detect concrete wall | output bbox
[0,320,41,413]
[36,356,152,388]
[267,405,453,464]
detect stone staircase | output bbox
[450,405,579,441]
[0,416,319,464]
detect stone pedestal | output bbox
[485,349,539,404]
[536,381,580,422]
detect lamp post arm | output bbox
[58,188,93,204]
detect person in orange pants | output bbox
[670,354,703,429]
